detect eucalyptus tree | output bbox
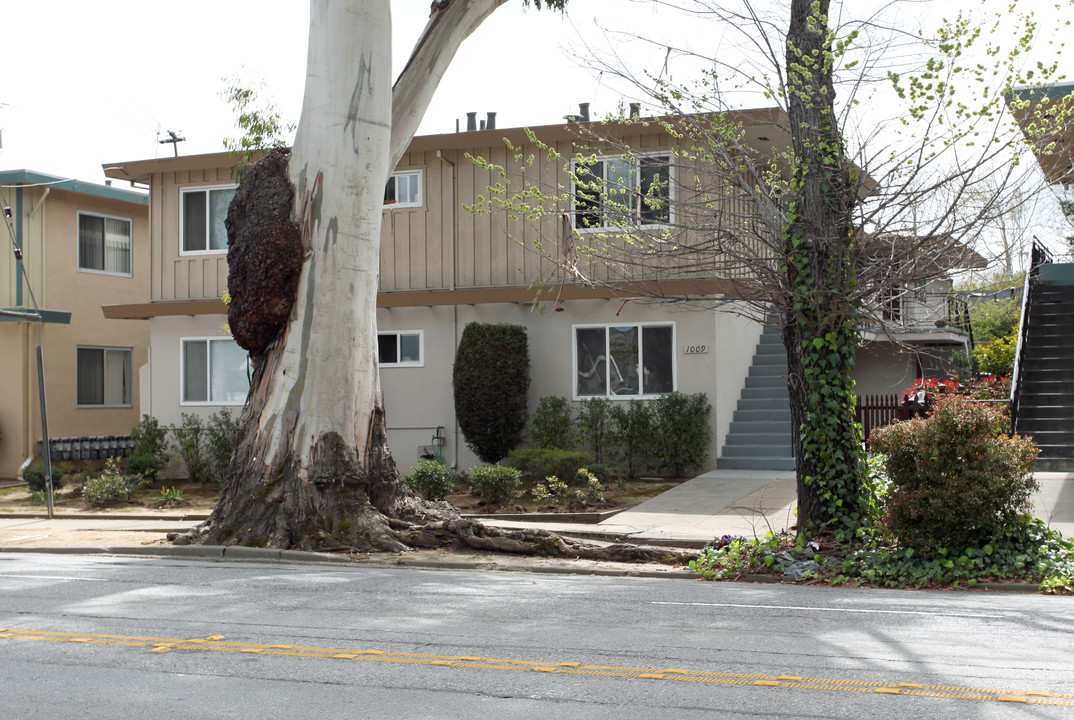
[189,0,596,553]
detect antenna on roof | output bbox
[159,130,186,157]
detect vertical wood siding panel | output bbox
[472,144,492,287]
[424,154,444,290]
[487,142,507,287]
[395,210,412,290]
[381,210,397,291]
[456,145,476,288]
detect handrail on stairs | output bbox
[1009,240,1053,432]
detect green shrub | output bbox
[531,468,605,507]
[608,400,653,479]
[23,465,63,492]
[453,323,531,463]
[83,457,146,507]
[404,460,461,501]
[972,333,1017,377]
[130,415,170,480]
[970,296,1020,343]
[870,394,1039,554]
[530,396,574,449]
[205,409,240,482]
[126,454,161,481]
[650,392,712,476]
[576,397,614,464]
[172,414,213,484]
[469,465,523,505]
[503,447,594,485]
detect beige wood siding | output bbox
[151,166,234,302]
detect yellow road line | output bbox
[2,629,1071,707]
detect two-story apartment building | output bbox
[101,108,977,475]
[0,171,149,480]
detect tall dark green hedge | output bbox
[453,322,531,463]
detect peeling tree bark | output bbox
[181,0,684,565]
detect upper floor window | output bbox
[574,323,675,398]
[181,337,250,405]
[384,170,422,209]
[181,186,236,254]
[78,212,131,276]
[77,346,132,407]
[573,153,671,230]
[377,330,423,367]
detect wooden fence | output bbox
[855,394,902,444]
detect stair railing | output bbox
[1009,240,1053,432]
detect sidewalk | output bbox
[2,470,1072,556]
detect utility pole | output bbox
[159,130,185,157]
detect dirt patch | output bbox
[0,480,220,517]
[0,477,684,518]
[446,478,685,517]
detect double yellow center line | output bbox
[1,628,1070,707]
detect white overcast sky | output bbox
[0,0,1070,195]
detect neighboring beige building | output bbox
[102,108,976,474]
[0,171,149,480]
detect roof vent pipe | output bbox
[579,102,590,122]
[466,112,477,132]
[486,112,497,130]
[480,120,486,131]
[629,103,641,119]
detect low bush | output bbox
[973,333,1017,377]
[870,394,1039,554]
[205,409,240,481]
[650,392,712,477]
[608,400,653,479]
[469,465,522,505]
[172,410,239,484]
[576,397,614,464]
[23,465,64,492]
[130,415,170,481]
[83,458,147,507]
[531,468,605,508]
[404,460,461,501]
[530,396,574,450]
[503,447,594,485]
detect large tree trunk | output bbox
[193,1,426,551]
[782,0,866,533]
[181,0,684,565]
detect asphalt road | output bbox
[1,553,1072,719]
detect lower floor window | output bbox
[378,330,423,367]
[574,323,675,398]
[181,338,251,404]
[77,347,132,406]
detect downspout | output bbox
[437,149,461,468]
[22,188,49,477]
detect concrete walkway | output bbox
[4,470,1070,554]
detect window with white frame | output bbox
[77,347,132,407]
[181,337,251,405]
[573,323,675,398]
[78,212,132,275]
[573,153,671,230]
[377,330,423,367]
[181,186,236,253]
[383,170,422,209]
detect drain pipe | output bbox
[437,149,462,469]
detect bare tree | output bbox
[468,0,1073,532]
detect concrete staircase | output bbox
[718,324,795,471]
[1014,278,1074,472]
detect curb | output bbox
[0,512,211,522]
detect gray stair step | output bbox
[720,445,794,458]
[727,421,794,435]
[745,375,787,389]
[1033,458,1074,472]
[732,408,794,423]
[736,397,792,412]
[748,364,788,379]
[741,386,792,400]
[719,456,797,471]
[1023,358,1074,371]
[723,432,793,446]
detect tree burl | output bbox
[225,148,304,353]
